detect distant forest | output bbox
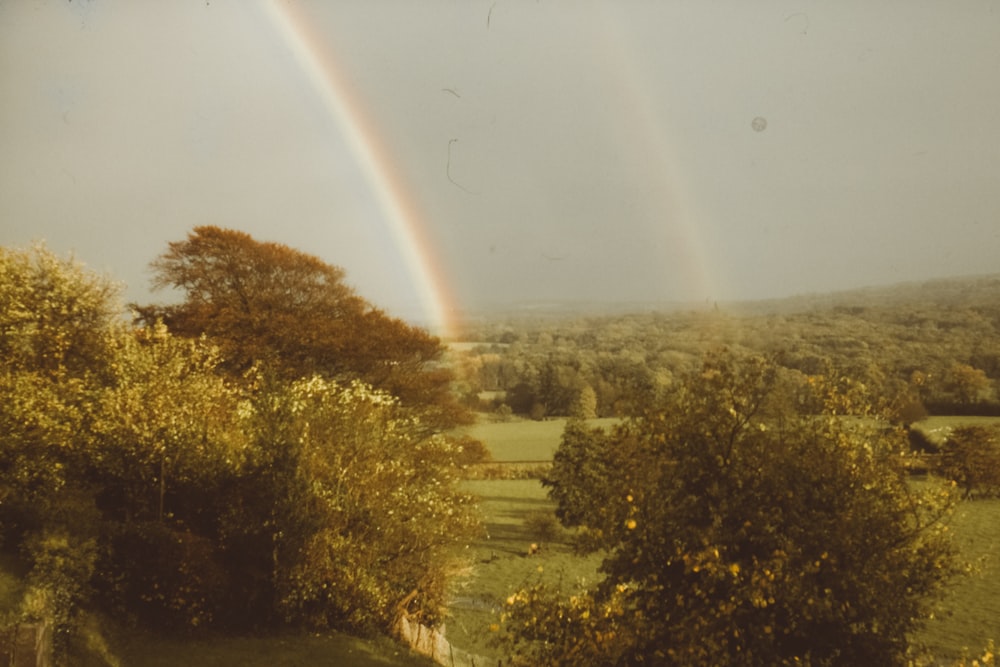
[452,274,1000,421]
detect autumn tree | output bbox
[0,243,480,648]
[937,425,1000,498]
[505,350,958,666]
[942,363,992,406]
[135,226,468,428]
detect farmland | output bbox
[444,417,614,658]
[451,415,1000,663]
[463,417,620,461]
[916,497,1000,659]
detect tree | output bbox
[243,375,480,633]
[94,323,247,524]
[943,363,992,406]
[135,226,468,428]
[937,425,1000,498]
[0,242,480,647]
[570,383,598,420]
[0,244,121,649]
[503,350,958,666]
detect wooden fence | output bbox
[0,621,51,667]
[395,614,501,667]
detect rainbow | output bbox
[262,1,458,338]
[594,5,724,303]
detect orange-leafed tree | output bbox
[135,226,469,428]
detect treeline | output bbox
[0,230,482,661]
[453,289,1000,422]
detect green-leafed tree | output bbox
[570,383,598,420]
[502,350,958,666]
[89,324,250,631]
[0,242,481,652]
[243,374,480,634]
[937,425,1000,498]
[0,245,121,649]
[135,226,469,429]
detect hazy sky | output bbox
[2,1,999,329]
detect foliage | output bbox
[502,350,959,666]
[0,242,480,656]
[136,226,468,429]
[523,510,561,544]
[0,245,120,654]
[0,243,120,380]
[245,375,480,633]
[94,323,248,523]
[453,278,1000,419]
[571,384,598,420]
[943,364,993,406]
[937,426,1000,498]
[947,641,998,667]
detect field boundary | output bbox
[395,613,500,667]
[0,619,52,667]
[463,461,551,480]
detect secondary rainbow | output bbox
[262,1,458,337]
[601,7,723,303]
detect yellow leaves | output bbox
[625,519,637,530]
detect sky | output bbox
[2,1,999,334]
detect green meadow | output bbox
[463,417,619,461]
[447,478,603,658]
[450,415,1000,662]
[915,497,1000,659]
[914,415,1000,446]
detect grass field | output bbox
[445,416,613,658]
[452,414,1000,662]
[914,415,1000,446]
[462,417,619,461]
[446,478,603,658]
[913,497,1000,660]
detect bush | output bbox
[937,425,1000,498]
[523,511,561,544]
[98,521,229,633]
[504,350,959,666]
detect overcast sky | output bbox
[2,1,999,329]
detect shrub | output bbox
[937,426,1000,498]
[504,350,959,666]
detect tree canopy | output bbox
[501,350,958,666]
[0,243,480,658]
[135,226,468,428]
